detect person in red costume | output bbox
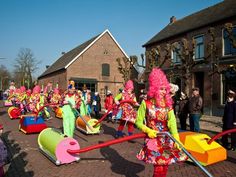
[115,80,139,138]
[104,90,114,122]
[135,68,187,177]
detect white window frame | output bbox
[171,44,181,64]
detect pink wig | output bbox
[26,89,32,95]
[15,88,21,94]
[33,85,41,94]
[124,80,134,91]
[54,88,60,94]
[147,68,173,108]
[20,86,26,92]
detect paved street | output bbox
[1,102,236,177]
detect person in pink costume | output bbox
[18,86,28,114]
[51,88,62,104]
[115,80,139,138]
[135,68,187,177]
[50,88,62,112]
[43,82,53,103]
[29,85,41,113]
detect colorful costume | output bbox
[62,81,78,137]
[136,100,187,165]
[104,91,114,122]
[92,92,101,118]
[51,88,61,104]
[135,68,187,177]
[29,85,41,113]
[18,86,28,114]
[115,80,138,137]
[80,86,91,116]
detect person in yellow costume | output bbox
[135,68,187,177]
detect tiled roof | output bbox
[38,34,100,78]
[143,0,236,47]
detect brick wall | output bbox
[66,32,126,106]
[144,18,236,116]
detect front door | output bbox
[194,72,204,98]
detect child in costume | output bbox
[62,81,79,137]
[29,85,41,114]
[135,68,187,177]
[43,82,53,103]
[80,85,91,116]
[18,86,28,114]
[115,80,139,138]
[51,88,63,118]
[38,90,51,120]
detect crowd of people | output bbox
[1,67,236,177]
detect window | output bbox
[171,48,181,64]
[102,63,110,76]
[223,26,236,56]
[75,82,96,92]
[221,67,236,103]
[194,35,204,60]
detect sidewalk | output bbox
[177,115,223,133]
[199,115,222,133]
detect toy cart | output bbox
[38,128,80,165]
[18,104,50,134]
[19,114,47,134]
[54,107,63,119]
[4,100,12,107]
[37,129,213,177]
[76,115,100,134]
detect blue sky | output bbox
[0,0,222,77]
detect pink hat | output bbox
[124,80,134,91]
[20,86,26,92]
[54,88,60,94]
[33,85,41,94]
[26,89,32,94]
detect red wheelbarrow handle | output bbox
[93,100,136,127]
[208,128,236,145]
[67,133,146,154]
[34,103,64,120]
[67,132,213,177]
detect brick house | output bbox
[143,0,236,116]
[38,29,138,106]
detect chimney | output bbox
[61,52,66,55]
[170,16,177,24]
[46,65,50,69]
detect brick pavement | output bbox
[0,102,236,177]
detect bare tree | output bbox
[116,57,137,82]
[14,48,41,88]
[0,65,11,90]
